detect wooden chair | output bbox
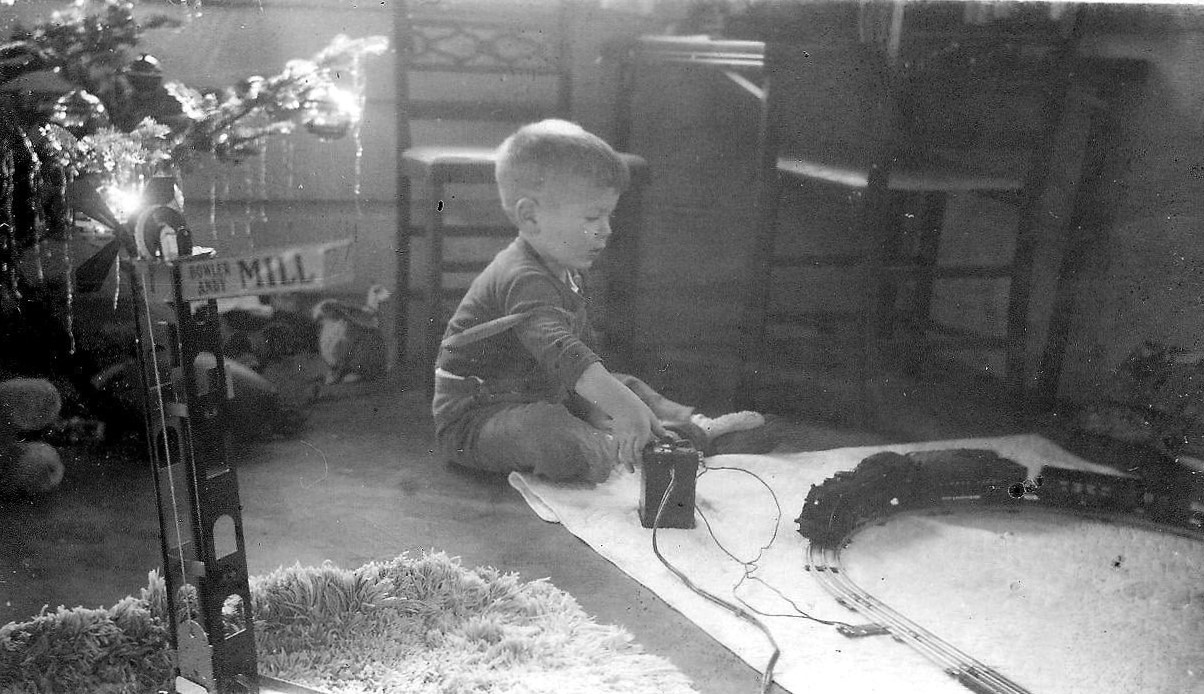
[392,0,648,389]
[734,2,1083,417]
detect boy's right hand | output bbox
[573,362,667,473]
[608,401,666,472]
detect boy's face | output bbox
[519,175,620,275]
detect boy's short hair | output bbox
[495,119,630,217]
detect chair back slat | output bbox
[405,101,551,124]
[397,0,573,136]
[405,18,566,75]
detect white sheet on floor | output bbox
[507,434,1112,694]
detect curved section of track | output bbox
[796,449,1203,693]
[806,540,1032,694]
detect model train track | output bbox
[806,540,1032,694]
[797,448,1203,694]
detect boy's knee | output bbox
[436,401,617,482]
[435,432,484,473]
[523,413,597,481]
[476,403,613,482]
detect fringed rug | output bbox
[0,552,698,694]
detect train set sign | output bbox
[177,238,354,300]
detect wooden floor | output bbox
[1,349,1116,694]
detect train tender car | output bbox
[908,449,1027,507]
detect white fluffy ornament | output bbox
[2,441,64,497]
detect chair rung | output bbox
[404,101,550,123]
[443,261,490,273]
[757,313,1010,348]
[442,226,515,238]
[767,309,861,326]
[925,336,1009,350]
[770,254,866,268]
[401,224,513,238]
[914,319,1009,346]
[928,264,1014,279]
[769,257,1016,279]
[399,286,469,299]
[978,190,1023,206]
[877,263,1015,278]
[765,330,861,347]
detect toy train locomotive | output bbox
[796,449,1204,547]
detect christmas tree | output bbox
[0,0,386,413]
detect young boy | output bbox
[431,119,762,482]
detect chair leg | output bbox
[902,192,947,376]
[396,173,414,382]
[1036,98,1118,403]
[734,171,785,412]
[856,166,895,428]
[874,191,909,340]
[423,177,444,397]
[604,176,645,374]
[1005,194,1041,396]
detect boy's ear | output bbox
[514,197,539,233]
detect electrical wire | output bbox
[695,464,857,629]
[651,467,781,694]
[695,505,854,626]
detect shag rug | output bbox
[0,552,698,694]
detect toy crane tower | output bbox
[76,175,350,694]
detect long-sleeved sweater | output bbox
[434,236,601,404]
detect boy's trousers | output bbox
[432,371,694,482]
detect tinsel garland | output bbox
[6,0,180,111]
[0,0,387,274]
[0,0,386,377]
[163,32,389,166]
[0,121,17,303]
[5,1,388,176]
[19,128,44,269]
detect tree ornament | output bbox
[113,53,187,131]
[50,89,109,137]
[0,40,47,84]
[301,84,357,141]
[124,53,163,92]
